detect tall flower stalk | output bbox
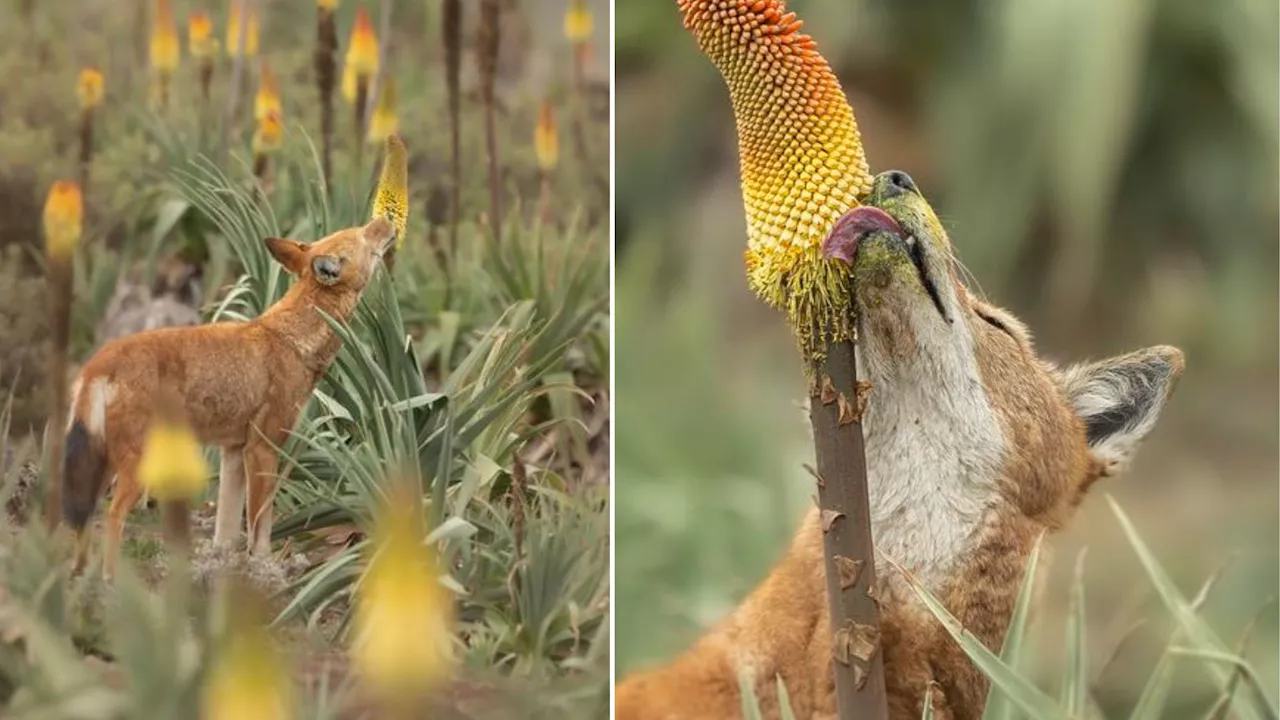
[372,134,408,271]
[314,0,339,188]
[42,181,83,531]
[136,405,209,555]
[367,75,398,145]
[76,68,104,194]
[441,0,462,274]
[344,6,379,168]
[534,99,559,228]
[188,11,217,105]
[150,0,180,110]
[252,110,283,186]
[477,0,501,246]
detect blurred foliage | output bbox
[614,0,1279,714]
[0,0,609,716]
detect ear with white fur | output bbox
[1056,346,1185,475]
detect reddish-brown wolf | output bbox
[63,217,396,580]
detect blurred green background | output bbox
[614,0,1279,713]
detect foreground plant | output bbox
[41,180,83,532]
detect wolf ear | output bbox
[1056,346,1185,475]
[264,237,309,275]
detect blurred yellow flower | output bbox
[344,6,379,78]
[76,68,104,111]
[252,110,285,155]
[563,0,592,43]
[203,586,294,720]
[255,61,281,122]
[188,11,217,58]
[150,0,180,73]
[372,134,408,248]
[366,77,398,144]
[340,63,357,103]
[43,181,83,262]
[352,491,453,706]
[137,419,209,502]
[534,100,559,172]
[317,0,339,10]
[226,3,259,58]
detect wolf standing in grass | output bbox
[63,215,397,581]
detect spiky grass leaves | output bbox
[677,0,875,359]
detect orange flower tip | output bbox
[677,0,873,356]
[150,0,181,72]
[188,12,217,58]
[76,67,105,110]
[43,181,84,260]
[345,6,379,77]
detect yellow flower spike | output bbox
[203,584,295,720]
[255,61,281,121]
[251,110,284,155]
[353,487,453,708]
[345,6,379,79]
[366,77,398,143]
[678,0,875,358]
[188,11,216,58]
[317,0,339,10]
[534,100,559,172]
[150,0,180,73]
[563,0,593,43]
[226,3,259,58]
[372,134,408,248]
[137,418,208,502]
[76,68,104,111]
[43,181,83,263]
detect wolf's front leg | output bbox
[212,445,246,548]
[244,439,281,557]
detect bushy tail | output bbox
[63,419,108,530]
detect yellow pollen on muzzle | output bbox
[677,0,875,358]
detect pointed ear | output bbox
[264,237,309,275]
[1056,346,1185,475]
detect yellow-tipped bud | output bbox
[366,77,398,144]
[317,0,339,10]
[344,6,379,78]
[188,11,217,59]
[534,100,559,172]
[137,419,208,502]
[563,0,593,43]
[226,3,259,58]
[43,181,83,262]
[352,489,453,707]
[254,61,281,122]
[340,63,357,103]
[150,0,181,73]
[203,585,295,720]
[76,67,105,111]
[252,110,284,155]
[678,0,874,356]
[372,134,408,249]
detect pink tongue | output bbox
[821,206,904,264]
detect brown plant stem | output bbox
[161,499,192,553]
[78,109,94,198]
[808,337,888,717]
[442,0,462,269]
[43,258,73,531]
[314,7,337,189]
[477,0,501,247]
[199,59,213,105]
[537,172,552,229]
[354,75,369,170]
[222,0,251,161]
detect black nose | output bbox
[882,170,918,198]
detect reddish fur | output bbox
[64,218,395,579]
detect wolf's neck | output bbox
[858,316,1006,586]
[259,286,359,372]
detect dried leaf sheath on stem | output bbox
[678,1,887,716]
[477,0,502,246]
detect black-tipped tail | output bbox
[63,419,108,530]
